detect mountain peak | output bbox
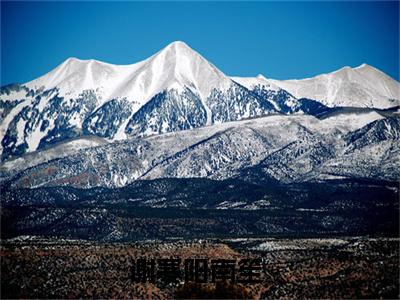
[165,40,192,51]
[356,63,369,69]
[267,63,400,109]
[256,74,267,81]
[64,57,81,63]
[157,41,199,61]
[140,40,229,99]
[334,63,378,75]
[354,63,381,73]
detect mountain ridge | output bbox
[3,113,398,190]
[1,41,399,161]
[264,63,399,108]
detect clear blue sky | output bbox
[1,1,399,86]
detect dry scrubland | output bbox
[1,237,399,299]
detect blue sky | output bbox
[1,1,399,85]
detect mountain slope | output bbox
[2,42,399,162]
[266,64,400,108]
[23,41,229,112]
[4,114,399,189]
[231,75,301,113]
[0,41,283,160]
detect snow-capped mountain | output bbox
[266,64,400,108]
[24,41,232,126]
[1,41,299,160]
[3,112,398,189]
[231,74,333,115]
[2,41,399,244]
[1,41,399,164]
[231,75,302,114]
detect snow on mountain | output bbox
[231,74,282,92]
[0,41,280,160]
[321,116,400,181]
[3,114,313,188]
[25,41,230,111]
[5,113,399,189]
[231,74,301,113]
[0,136,108,178]
[266,64,400,109]
[24,41,230,126]
[320,110,384,133]
[1,42,399,162]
